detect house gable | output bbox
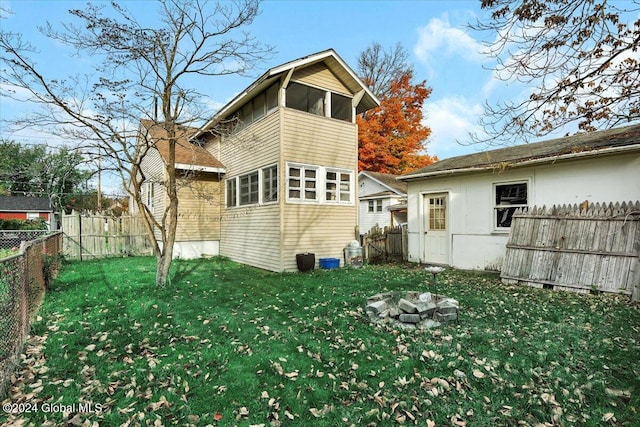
[195,49,378,138]
[359,171,407,197]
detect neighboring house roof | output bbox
[359,171,407,196]
[0,196,52,212]
[360,191,401,200]
[140,120,225,173]
[195,49,380,137]
[400,124,640,181]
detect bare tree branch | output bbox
[0,0,273,286]
[469,0,640,145]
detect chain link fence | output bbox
[0,230,51,253]
[0,232,62,399]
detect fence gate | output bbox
[363,224,408,263]
[501,201,640,301]
[61,212,152,260]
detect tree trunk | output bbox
[156,251,172,288]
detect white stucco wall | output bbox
[405,151,640,271]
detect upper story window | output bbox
[286,82,325,116]
[285,82,353,123]
[494,181,528,229]
[368,200,383,213]
[237,83,279,130]
[331,93,352,122]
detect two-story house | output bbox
[135,49,379,271]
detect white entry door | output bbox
[423,194,449,265]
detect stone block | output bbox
[416,302,437,318]
[367,300,387,314]
[437,298,459,307]
[367,292,394,304]
[435,311,458,323]
[418,292,432,303]
[437,303,458,315]
[398,298,418,314]
[399,313,421,323]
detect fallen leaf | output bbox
[472,369,485,379]
[602,412,616,422]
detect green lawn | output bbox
[2,256,639,426]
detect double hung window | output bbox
[286,163,353,204]
[494,182,528,229]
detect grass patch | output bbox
[3,256,639,426]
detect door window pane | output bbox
[429,197,446,231]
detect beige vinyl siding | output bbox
[281,109,357,168]
[281,108,359,271]
[218,111,280,176]
[175,174,222,241]
[219,111,283,271]
[293,63,350,95]
[220,204,281,270]
[282,204,357,271]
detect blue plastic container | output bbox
[319,257,340,270]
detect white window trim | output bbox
[493,180,529,232]
[261,164,279,205]
[225,163,279,208]
[286,163,319,203]
[286,162,354,205]
[144,182,154,210]
[324,167,354,205]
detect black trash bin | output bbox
[296,253,315,272]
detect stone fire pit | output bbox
[366,291,459,329]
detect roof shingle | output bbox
[401,124,640,180]
[140,120,225,170]
[0,196,52,212]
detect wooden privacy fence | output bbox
[501,201,640,301]
[363,224,408,263]
[62,212,152,260]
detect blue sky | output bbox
[1,0,533,162]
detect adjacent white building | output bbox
[399,124,640,271]
[358,171,407,235]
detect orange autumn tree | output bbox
[358,70,436,174]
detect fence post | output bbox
[633,229,640,303]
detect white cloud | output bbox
[423,96,484,159]
[414,14,485,75]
